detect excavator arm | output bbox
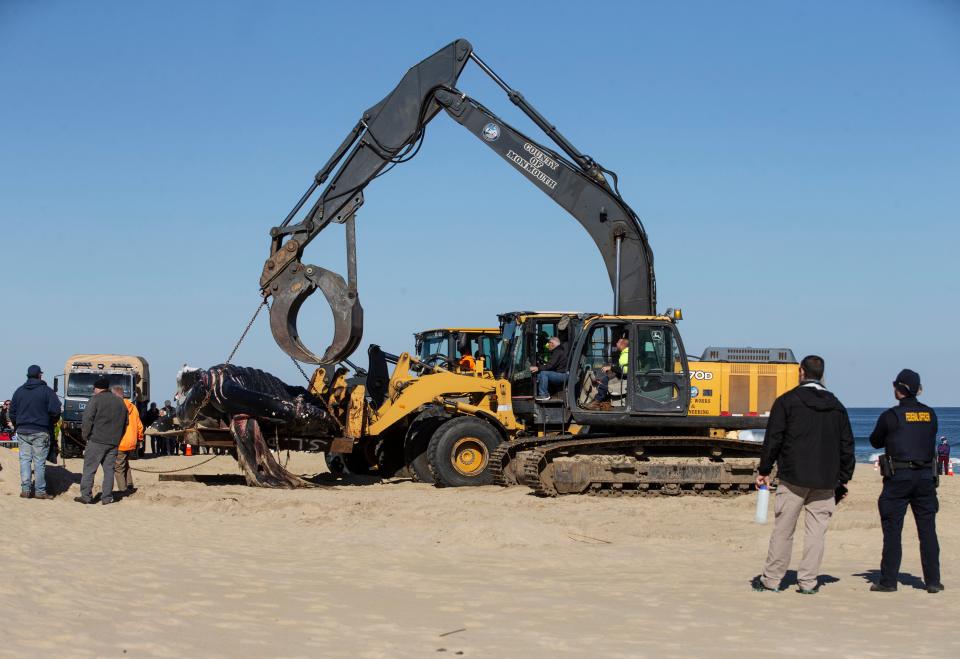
[261,38,655,365]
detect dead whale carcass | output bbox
[176,364,341,487]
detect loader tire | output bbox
[404,409,449,484]
[427,416,502,488]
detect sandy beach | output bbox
[1,448,957,658]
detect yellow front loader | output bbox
[312,346,521,485]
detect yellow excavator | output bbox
[257,39,799,495]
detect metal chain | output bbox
[290,357,311,383]
[194,298,269,414]
[263,299,312,385]
[160,297,269,471]
[65,298,271,477]
[225,298,269,366]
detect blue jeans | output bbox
[18,430,50,495]
[537,371,567,397]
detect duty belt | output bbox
[892,460,933,470]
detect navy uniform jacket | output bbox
[869,396,938,467]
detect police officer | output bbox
[868,369,943,593]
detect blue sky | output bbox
[1,0,957,407]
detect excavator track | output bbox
[501,435,765,497]
[489,435,569,487]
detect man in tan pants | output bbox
[112,385,144,495]
[753,355,855,594]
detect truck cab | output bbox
[60,354,150,457]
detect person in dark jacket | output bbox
[142,401,159,428]
[754,355,855,594]
[9,365,62,499]
[75,377,128,505]
[531,337,569,401]
[868,369,942,593]
[162,400,179,455]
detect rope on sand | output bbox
[129,455,221,474]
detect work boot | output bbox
[20,491,32,499]
[73,496,94,505]
[870,583,897,592]
[927,583,945,594]
[34,492,52,500]
[585,401,613,411]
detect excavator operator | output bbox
[596,336,630,406]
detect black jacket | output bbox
[10,378,61,435]
[759,382,856,489]
[540,342,569,374]
[81,390,128,446]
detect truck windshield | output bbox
[66,373,133,399]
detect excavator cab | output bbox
[495,312,582,421]
[568,316,690,419]
[496,312,690,428]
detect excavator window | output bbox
[574,322,629,409]
[631,326,687,412]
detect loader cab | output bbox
[569,316,691,421]
[414,328,500,372]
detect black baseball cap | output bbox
[27,365,42,378]
[94,377,111,390]
[893,369,921,396]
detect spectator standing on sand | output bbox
[937,438,951,476]
[142,402,159,429]
[147,405,164,455]
[1,399,14,432]
[162,400,179,455]
[112,385,143,495]
[9,365,61,499]
[753,355,856,594]
[76,377,127,505]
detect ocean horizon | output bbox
[849,406,958,463]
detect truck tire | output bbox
[427,416,502,487]
[404,409,449,484]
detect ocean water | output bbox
[849,407,960,464]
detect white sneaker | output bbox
[535,396,552,402]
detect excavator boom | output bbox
[261,38,655,365]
